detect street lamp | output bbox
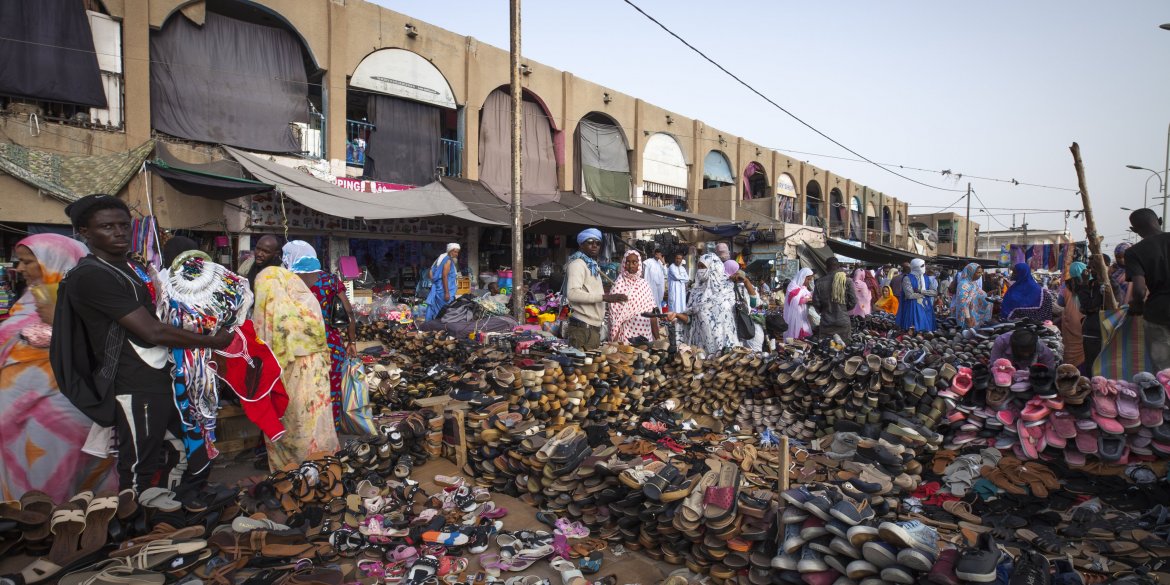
[1125,165,1164,208]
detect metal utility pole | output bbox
[964,182,972,256]
[1163,122,1169,224]
[509,0,524,318]
[1070,142,1118,311]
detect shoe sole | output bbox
[784,537,806,554]
[862,542,898,568]
[954,568,997,583]
[847,526,879,548]
[897,547,935,572]
[797,559,828,573]
[878,523,918,549]
[824,553,848,575]
[847,560,879,579]
[881,565,916,584]
[831,537,861,559]
[771,554,798,571]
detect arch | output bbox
[576,111,631,201]
[151,0,318,152]
[743,161,768,199]
[805,180,823,227]
[703,150,734,188]
[776,172,797,222]
[350,48,457,109]
[642,133,688,210]
[849,196,863,240]
[156,0,322,72]
[478,87,559,203]
[882,206,893,243]
[829,187,845,235]
[896,210,905,235]
[866,201,878,241]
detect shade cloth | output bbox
[0,141,154,204]
[148,143,272,200]
[478,89,558,204]
[436,178,683,232]
[151,11,308,152]
[703,151,734,184]
[362,94,441,186]
[224,147,501,224]
[577,120,631,202]
[0,0,106,107]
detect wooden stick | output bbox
[1069,143,1118,311]
[779,435,790,492]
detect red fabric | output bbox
[215,320,289,441]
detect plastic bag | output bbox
[339,357,376,435]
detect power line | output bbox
[621,0,964,194]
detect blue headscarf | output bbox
[569,228,603,277]
[1000,262,1043,319]
[576,228,602,245]
[1068,261,1087,280]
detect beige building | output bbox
[0,0,918,271]
[908,212,981,257]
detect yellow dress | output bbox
[252,267,340,470]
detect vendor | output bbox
[566,228,626,350]
[425,243,461,320]
[989,328,1056,371]
[484,282,510,306]
[53,194,234,494]
[607,249,660,344]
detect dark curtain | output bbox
[150,11,308,152]
[850,210,863,240]
[0,0,106,107]
[362,94,440,186]
[478,89,558,205]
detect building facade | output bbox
[0,0,919,268]
[976,229,1072,262]
[908,212,981,257]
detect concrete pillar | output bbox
[691,120,703,212]
[463,38,480,181]
[561,72,574,193]
[466,225,480,281]
[122,0,150,144]
[326,2,349,176]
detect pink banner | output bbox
[330,176,413,193]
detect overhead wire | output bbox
[620,0,964,194]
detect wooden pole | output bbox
[779,435,790,492]
[509,0,524,319]
[1069,142,1118,311]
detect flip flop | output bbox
[18,492,55,542]
[58,559,166,585]
[137,488,181,513]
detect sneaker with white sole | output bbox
[831,536,862,559]
[881,564,917,584]
[847,525,880,548]
[798,546,830,573]
[847,559,879,579]
[862,541,899,568]
[878,520,939,558]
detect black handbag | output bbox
[733,285,755,340]
[327,281,350,329]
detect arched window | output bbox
[805,181,823,227]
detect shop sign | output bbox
[330,175,413,193]
[775,173,797,198]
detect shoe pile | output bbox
[772,484,943,585]
[943,360,1170,465]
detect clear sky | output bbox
[374,0,1170,252]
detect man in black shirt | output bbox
[1125,208,1170,370]
[54,194,233,495]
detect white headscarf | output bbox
[432,242,461,269]
[281,240,321,273]
[911,258,926,277]
[787,268,814,295]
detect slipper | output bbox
[137,488,181,513]
[551,557,588,585]
[78,493,120,554]
[403,554,439,585]
[1015,529,1064,555]
[231,514,290,533]
[47,503,87,564]
[0,500,49,527]
[58,559,165,585]
[18,492,55,542]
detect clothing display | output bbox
[214,320,290,442]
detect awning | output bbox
[224,147,503,224]
[0,140,154,204]
[826,239,900,266]
[148,143,273,200]
[931,255,999,269]
[614,200,743,228]
[437,178,685,232]
[799,244,831,276]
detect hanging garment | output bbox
[215,320,289,442]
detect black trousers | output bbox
[113,392,210,493]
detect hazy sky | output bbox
[376,1,1170,250]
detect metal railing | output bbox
[440,138,462,178]
[346,119,374,167]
